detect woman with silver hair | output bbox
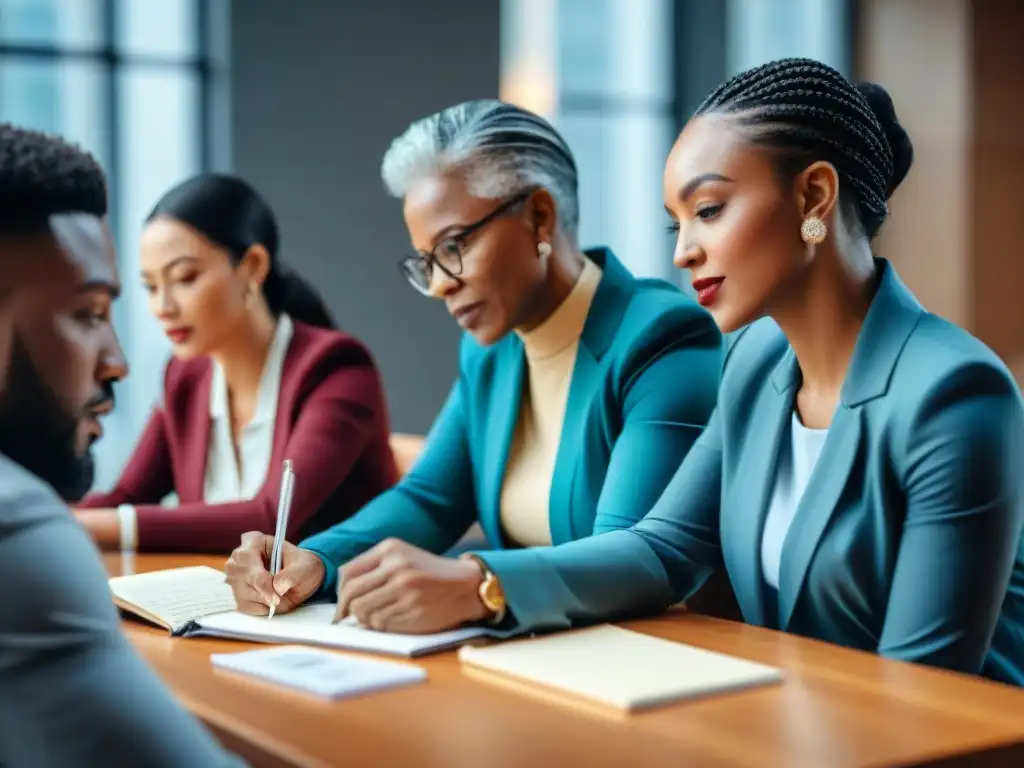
[225,100,724,632]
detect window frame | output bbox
[0,0,219,491]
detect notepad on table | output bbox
[110,565,488,657]
[211,645,427,700]
[458,624,783,712]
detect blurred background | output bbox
[0,0,1019,491]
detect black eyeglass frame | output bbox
[397,190,533,295]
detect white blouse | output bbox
[203,314,293,504]
[760,412,829,589]
[117,315,294,550]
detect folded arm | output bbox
[878,362,1024,673]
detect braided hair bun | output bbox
[695,58,914,239]
[856,81,914,195]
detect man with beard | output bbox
[0,123,241,767]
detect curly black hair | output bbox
[695,57,914,239]
[0,122,107,236]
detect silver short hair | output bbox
[380,99,579,234]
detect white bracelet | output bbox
[116,504,138,552]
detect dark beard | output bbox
[0,339,95,502]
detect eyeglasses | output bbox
[398,191,532,295]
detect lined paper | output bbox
[109,565,237,631]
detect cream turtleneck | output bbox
[499,255,603,547]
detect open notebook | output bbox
[110,565,488,657]
[459,624,783,713]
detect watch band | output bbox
[462,554,506,624]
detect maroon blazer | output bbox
[83,321,399,552]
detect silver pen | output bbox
[267,459,296,619]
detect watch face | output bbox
[482,577,505,610]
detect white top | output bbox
[760,412,829,589]
[117,314,294,550]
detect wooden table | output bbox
[110,554,1024,768]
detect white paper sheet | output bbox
[195,603,489,657]
[211,645,427,699]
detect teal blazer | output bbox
[478,261,1024,686]
[302,248,724,591]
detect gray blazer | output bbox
[477,260,1024,686]
[0,454,243,766]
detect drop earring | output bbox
[537,241,552,270]
[800,216,827,245]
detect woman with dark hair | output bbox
[76,173,398,552]
[291,61,1023,684]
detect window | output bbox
[501,0,677,282]
[726,0,852,77]
[0,0,219,490]
[501,0,855,289]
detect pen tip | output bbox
[284,459,292,472]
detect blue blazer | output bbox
[479,261,1024,685]
[303,248,724,591]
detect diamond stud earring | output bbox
[800,216,827,245]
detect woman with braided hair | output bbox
[449,58,1024,684]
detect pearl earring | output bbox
[800,216,827,245]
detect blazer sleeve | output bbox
[877,361,1024,674]
[133,352,386,552]
[79,377,175,509]
[301,377,478,594]
[592,314,722,535]
[476,404,726,636]
[0,507,242,767]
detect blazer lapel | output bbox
[548,345,598,544]
[725,349,797,627]
[478,340,525,548]
[776,258,922,630]
[776,406,862,630]
[548,247,635,544]
[182,367,213,502]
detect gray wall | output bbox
[228,0,501,433]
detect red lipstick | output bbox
[165,328,193,345]
[691,277,725,308]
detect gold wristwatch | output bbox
[462,554,507,623]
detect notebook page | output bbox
[194,603,488,657]
[109,566,237,631]
[458,624,783,711]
